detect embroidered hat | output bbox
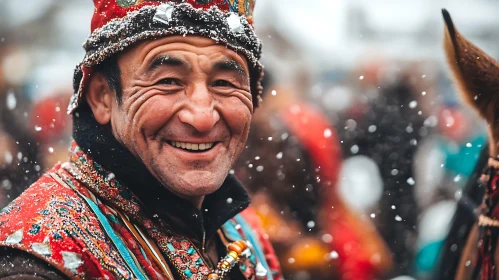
[70,0,263,114]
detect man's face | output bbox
[110,36,252,198]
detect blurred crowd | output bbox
[0,0,497,279]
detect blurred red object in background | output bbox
[30,91,71,144]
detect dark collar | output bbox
[72,104,250,240]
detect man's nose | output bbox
[178,85,220,133]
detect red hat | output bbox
[70,0,263,114]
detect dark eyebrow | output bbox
[213,59,249,81]
[146,55,188,73]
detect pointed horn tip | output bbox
[442,8,456,37]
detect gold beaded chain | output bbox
[206,240,248,279]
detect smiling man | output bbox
[0,1,281,279]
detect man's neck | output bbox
[181,194,205,210]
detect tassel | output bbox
[478,164,499,280]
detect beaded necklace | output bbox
[208,240,249,279]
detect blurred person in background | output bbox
[412,103,486,279]
[339,65,431,277]
[235,72,392,280]
[0,131,17,207]
[0,43,43,208]
[0,1,282,279]
[29,88,73,168]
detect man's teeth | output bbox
[170,141,214,151]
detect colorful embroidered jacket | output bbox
[0,142,281,280]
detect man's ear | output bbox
[85,72,114,125]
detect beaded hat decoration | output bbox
[70,0,262,114]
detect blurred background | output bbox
[0,0,497,279]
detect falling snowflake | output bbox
[4,152,12,164]
[345,119,357,131]
[350,145,359,154]
[106,173,116,180]
[322,234,333,243]
[329,251,339,259]
[424,116,438,127]
[2,179,12,190]
[6,90,16,110]
[324,128,332,138]
[407,177,415,185]
[307,221,315,228]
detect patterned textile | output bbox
[0,141,279,279]
[475,158,499,280]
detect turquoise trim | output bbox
[184,269,193,277]
[222,219,244,241]
[187,247,196,255]
[233,214,274,280]
[167,243,175,252]
[81,196,148,280]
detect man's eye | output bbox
[159,78,180,85]
[213,80,236,88]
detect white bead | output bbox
[255,263,268,277]
[5,229,23,244]
[154,3,175,24]
[227,13,244,33]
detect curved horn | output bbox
[442,9,499,153]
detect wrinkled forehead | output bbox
[119,35,250,73]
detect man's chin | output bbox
[162,170,226,198]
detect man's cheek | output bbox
[222,99,252,135]
[226,110,251,161]
[137,99,177,137]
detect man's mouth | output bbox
[169,141,217,152]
